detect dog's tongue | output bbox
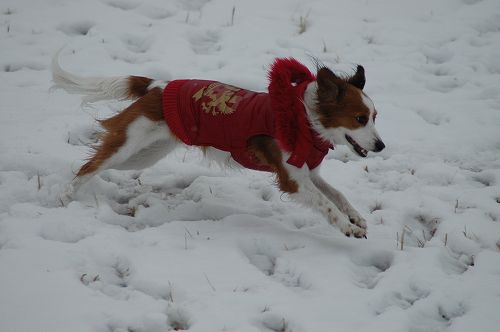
[346,135,367,157]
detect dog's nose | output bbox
[374,140,385,152]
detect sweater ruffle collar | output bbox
[268,58,332,169]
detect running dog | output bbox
[52,54,385,238]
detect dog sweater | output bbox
[162,59,331,171]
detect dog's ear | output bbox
[348,65,365,90]
[317,67,340,103]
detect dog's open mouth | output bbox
[345,135,368,157]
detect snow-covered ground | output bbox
[1,0,500,331]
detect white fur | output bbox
[51,50,132,104]
[63,116,176,202]
[361,93,375,113]
[106,117,174,170]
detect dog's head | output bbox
[305,65,385,157]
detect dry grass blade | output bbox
[37,171,42,191]
[204,273,216,291]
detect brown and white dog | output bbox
[52,53,384,238]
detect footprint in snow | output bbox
[241,240,311,290]
[138,6,175,20]
[79,255,134,300]
[398,212,441,248]
[3,62,46,72]
[132,279,182,302]
[259,186,275,202]
[439,233,477,275]
[81,259,185,311]
[438,249,473,275]
[421,46,453,65]
[100,281,188,331]
[428,77,465,93]
[39,219,94,243]
[369,200,384,214]
[474,13,500,36]
[414,108,450,126]
[472,171,495,187]
[258,312,304,332]
[409,300,467,332]
[122,34,154,54]
[349,250,393,289]
[57,21,95,36]
[373,282,430,315]
[189,30,221,55]
[103,0,140,11]
[106,313,169,332]
[66,124,100,147]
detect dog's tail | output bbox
[51,49,161,103]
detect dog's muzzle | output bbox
[374,139,385,152]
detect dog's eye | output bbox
[356,116,368,125]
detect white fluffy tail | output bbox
[51,49,154,103]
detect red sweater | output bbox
[162,60,331,171]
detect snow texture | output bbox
[1,0,500,331]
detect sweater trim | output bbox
[163,79,191,145]
[268,58,331,169]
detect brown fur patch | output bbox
[247,135,298,193]
[318,86,370,129]
[77,87,164,176]
[127,76,153,99]
[316,67,370,130]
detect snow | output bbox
[1,0,500,331]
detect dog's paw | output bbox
[349,213,367,230]
[343,224,367,239]
[338,217,367,239]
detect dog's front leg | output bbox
[246,136,365,237]
[310,171,367,230]
[285,165,366,238]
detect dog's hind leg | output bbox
[62,88,175,203]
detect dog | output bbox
[52,53,384,238]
